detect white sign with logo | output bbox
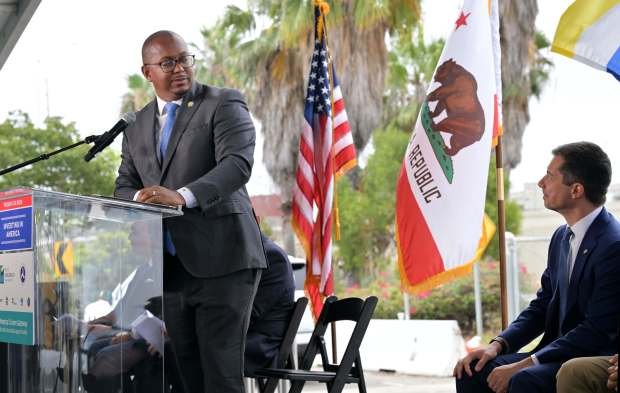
[0,251,35,345]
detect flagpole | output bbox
[317,0,338,363]
[495,137,509,329]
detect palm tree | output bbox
[499,0,550,173]
[120,74,154,114]
[195,0,422,201]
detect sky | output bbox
[0,0,618,195]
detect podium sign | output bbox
[0,193,33,251]
[0,187,182,393]
[0,191,35,345]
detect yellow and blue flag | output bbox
[552,0,620,80]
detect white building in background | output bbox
[510,183,620,282]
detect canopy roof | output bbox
[0,0,40,70]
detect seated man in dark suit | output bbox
[245,234,296,375]
[454,142,620,393]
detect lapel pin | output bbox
[187,101,194,108]
[583,249,588,254]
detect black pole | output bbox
[0,135,99,177]
[0,342,6,391]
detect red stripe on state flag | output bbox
[395,164,445,290]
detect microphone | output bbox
[84,112,136,162]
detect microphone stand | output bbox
[0,134,100,176]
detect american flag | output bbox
[291,6,357,318]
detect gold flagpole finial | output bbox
[314,0,330,15]
[314,0,330,42]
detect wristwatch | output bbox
[489,336,509,354]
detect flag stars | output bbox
[455,10,471,31]
[307,96,315,102]
[310,72,317,79]
[309,84,316,90]
[321,87,329,95]
[312,61,318,68]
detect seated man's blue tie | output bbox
[160,102,180,255]
[558,227,573,328]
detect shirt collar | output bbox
[569,206,603,242]
[155,95,183,116]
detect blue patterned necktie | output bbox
[159,102,179,161]
[558,227,573,329]
[160,102,179,256]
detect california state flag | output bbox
[396,0,500,293]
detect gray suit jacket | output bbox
[115,82,267,277]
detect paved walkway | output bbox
[281,371,456,392]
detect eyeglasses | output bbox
[144,54,195,73]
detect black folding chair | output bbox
[254,296,378,393]
[251,296,309,393]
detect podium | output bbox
[0,187,182,393]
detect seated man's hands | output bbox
[608,354,618,391]
[453,341,503,379]
[487,356,534,393]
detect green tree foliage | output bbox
[344,260,507,336]
[0,112,119,195]
[529,30,553,98]
[336,126,409,284]
[384,28,444,127]
[333,28,443,285]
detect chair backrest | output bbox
[276,296,309,369]
[259,296,309,393]
[298,296,378,373]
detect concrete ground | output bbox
[274,371,456,392]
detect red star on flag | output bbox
[455,10,471,31]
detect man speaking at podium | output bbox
[114,30,266,393]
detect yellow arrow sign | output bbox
[52,240,74,278]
